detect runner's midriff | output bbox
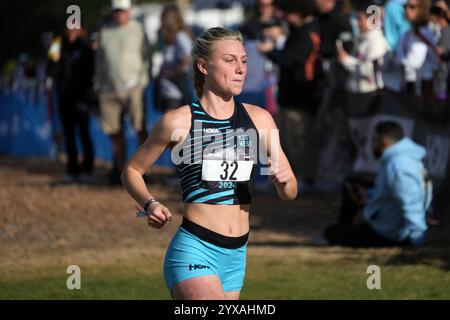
[184,203,250,237]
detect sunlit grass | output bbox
[1,246,449,300]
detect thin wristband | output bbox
[144,199,159,212]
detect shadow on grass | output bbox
[384,244,450,272]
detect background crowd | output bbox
[1,0,449,239]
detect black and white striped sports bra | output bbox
[174,100,259,205]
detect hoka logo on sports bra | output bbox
[203,128,220,134]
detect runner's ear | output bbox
[197,59,208,76]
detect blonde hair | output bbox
[191,27,244,98]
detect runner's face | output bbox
[205,40,248,97]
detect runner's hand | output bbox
[268,159,291,187]
[147,202,173,229]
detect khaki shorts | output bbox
[99,86,145,135]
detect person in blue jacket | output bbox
[324,121,432,247]
[384,0,411,51]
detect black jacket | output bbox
[266,19,321,112]
[315,4,353,60]
[239,16,282,41]
[57,37,94,101]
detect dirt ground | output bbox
[1,156,449,298]
[0,156,340,254]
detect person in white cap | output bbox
[96,0,152,184]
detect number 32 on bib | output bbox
[202,160,254,182]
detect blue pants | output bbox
[164,226,247,296]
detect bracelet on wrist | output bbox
[144,199,159,212]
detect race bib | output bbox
[202,160,254,182]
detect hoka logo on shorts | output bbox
[203,128,220,134]
[188,264,211,271]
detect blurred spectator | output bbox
[430,4,450,99]
[324,121,432,247]
[312,0,353,120]
[310,0,353,191]
[13,53,36,90]
[55,28,95,183]
[42,32,57,120]
[382,0,411,92]
[95,0,152,184]
[337,3,389,116]
[396,0,438,97]
[258,0,321,180]
[238,0,284,117]
[372,0,388,22]
[239,0,282,41]
[154,3,195,111]
[384,0,411,50]
[314,0,353,63]
[434,0,450,20]
[429,161,449,225]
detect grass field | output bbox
[1,157,449,299]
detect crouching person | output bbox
[324,121,432,248]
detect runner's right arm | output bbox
[121,107,189,228]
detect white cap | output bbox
[111,0,131,11]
